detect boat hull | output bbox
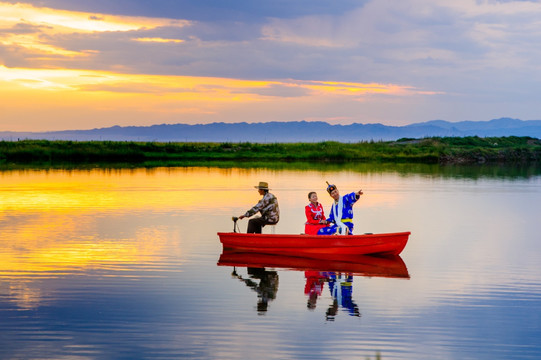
[217,231,410,257]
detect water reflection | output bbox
[219,251,409,319]
[230,267,279,315]
[305,271,360,320]
[1,166,540,360]
[218,251,410,279]
[2,161,540,180]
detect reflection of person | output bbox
[317,182,363,235]
[325,299,339,321]
[304,271,361,320]
[239,181,279,234]
[304,191,329,235]
[304,270,326,310]
[232,267,279,315]
[326,273,360,319]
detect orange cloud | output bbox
[0,65,418,96]
[298,80,416,96]
[0,2,189,32]
[132,37,185,43]
[0,2,190,58]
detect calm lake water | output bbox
[1,164,540,360]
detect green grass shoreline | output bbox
[1,136,540,166]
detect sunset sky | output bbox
[2,0,541,131]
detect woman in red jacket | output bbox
[304,191,329,235]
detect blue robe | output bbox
[327,273,359,317]
[317,192,359,235]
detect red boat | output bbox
[218,250,410,279]
[217,231,410,257]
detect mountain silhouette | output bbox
[2,118,540,142]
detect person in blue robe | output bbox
[317,182,363,235]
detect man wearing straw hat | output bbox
[239,181,280,233]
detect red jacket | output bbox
[305,202,326,224]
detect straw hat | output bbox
[254,181,270,190]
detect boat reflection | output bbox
[218,251,409,318]
[218,250,410,279]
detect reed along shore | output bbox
[0,136,540,166]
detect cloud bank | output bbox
[1,0,541,131]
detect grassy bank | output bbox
[0,136,540,165]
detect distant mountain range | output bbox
[2,118,541,142]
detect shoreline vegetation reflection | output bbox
[1,161,540,180]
